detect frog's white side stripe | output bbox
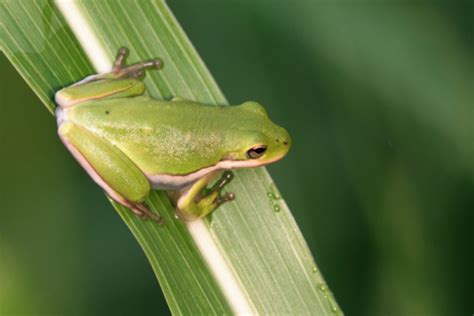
[148,153,286,191]
[54,1,254,314]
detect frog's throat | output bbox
[146,154,286,191]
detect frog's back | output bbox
[65,97,228,175]
[69,96,218,125]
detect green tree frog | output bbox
[55,48,291,224]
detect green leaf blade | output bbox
[0,0,93,114]
[1,0,342,314]
[115,191,233,315]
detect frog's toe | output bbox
[216,192,235,207]
[112,47,128,72]
[210,171,234,193]
[131,202,165,225]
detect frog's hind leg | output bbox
[55,48,164,108]
[58,121,164,225]
[78,47,162,84]
[111,47,163,79]
[69,47,163,87]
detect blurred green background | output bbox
[1,1,472,315]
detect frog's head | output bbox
[221,101,291,169]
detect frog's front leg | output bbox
[58,122,164,224]
[176,171,235,220]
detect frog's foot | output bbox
[111,47,163,79]
[203,171,236,208]
[106,193,164,225]
[177,171,235,220]
[129,201,165,225]
[72,47,163,86]
[201,171,236,211]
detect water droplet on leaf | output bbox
[318,283,328,293]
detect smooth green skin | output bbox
[55,53,290,221]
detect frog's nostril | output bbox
[283,140,289,146]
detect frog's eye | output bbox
[246,145,267,159]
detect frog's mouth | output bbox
[218,152,287,169]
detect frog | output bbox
[55,47,291,224]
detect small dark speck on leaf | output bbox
[105,110,110,115]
